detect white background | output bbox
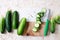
[0,0,60,40]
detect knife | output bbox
[44,9,51,36]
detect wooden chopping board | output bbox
[23,22,46,36]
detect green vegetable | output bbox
[36,18,41,21]
[50,18,56,33]
[55,16,60,24]
[17,18,26,35]
[32,8,46,32]
[34,23,40,27]
[12,11,19,29]
[32,27,38,32]
[6,10,12,32]
[37,12,44,17]
[36,21,41,24]
[0,17,6,33]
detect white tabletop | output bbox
[0,0,60,40]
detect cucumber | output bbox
[32,9,46,32]
[36,17,41,21]
[34,23,40,27]
[6,10,12,32]
[41,8,47,13]
[36,21,41,24]
[50,18,56,33]
[0,17,6,33]
[39,12,44,17]
[55,16,60,24]
[12,11,19,29]
[17,18,26,35]
[32,27,38,32]
[36,15,40,18]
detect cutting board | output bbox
[23,22,46,36]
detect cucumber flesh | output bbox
[41,8,47,13]
[36,15,40,18]
[32,27,37,32]
[34,23,39,27]
[36,21,41,24]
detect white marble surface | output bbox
[0,0,60,40]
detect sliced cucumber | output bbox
[36,18,41,21]
[32,8,46,32]
[36,15,40,18]
[32,27,38,32]
[40,12,44,17]
[36,21,41,24]
[34,23,40,27]
[41,8,47,13]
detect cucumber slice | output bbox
[36,15,40,18]
[37,12,44,17]
[32,27,37,32]
[36,21,41,24]
[41,8,47,13]
[36,17,41,21]
[40,12,44,17]
[34,23,39,27]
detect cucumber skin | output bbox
[50,19,55,33]
[17,18,26,35]
[6,10,12,32]
[0,17,6,33]
[12,11,19,29]
[55,16,60,24]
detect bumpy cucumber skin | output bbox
[0,17,6,33]
[6,10,12,32]
[17,18,26,35]
[12,11,19,29]
[50,19,55,33]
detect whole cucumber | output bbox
[0,17,6,33]
[17,18,26,35]
[50,18,56,33]
[6,10,12,32]
[12,11,19,29]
